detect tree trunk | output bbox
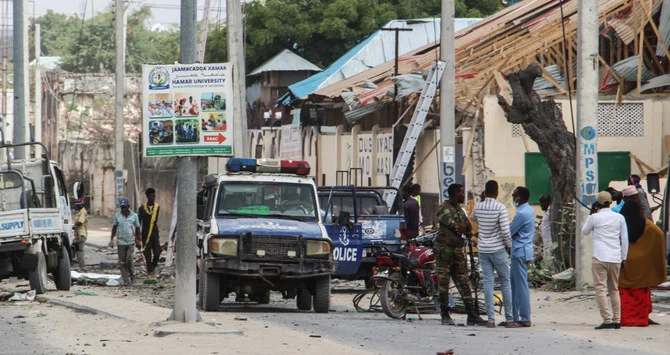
[497,63,576,247]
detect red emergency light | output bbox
[227,158,310,176]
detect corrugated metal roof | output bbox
[248,49,322,76]
[533,65,564,94]
[282,18,481,103]
[639,74,670,92]
[612,56,655,82]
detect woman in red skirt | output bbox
[618,194,667,327]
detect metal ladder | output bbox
[383,60,446,207]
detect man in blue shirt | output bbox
[509,186,535,327]
[109,198,141,286]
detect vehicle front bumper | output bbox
[205,257,333,279]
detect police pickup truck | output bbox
[0,141,76,293]
[196,158,333,312]
[319,186,405,285]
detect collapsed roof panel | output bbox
[656,0,670,57]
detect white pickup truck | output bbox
[0,142,78,293]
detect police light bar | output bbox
[226,158,310,175]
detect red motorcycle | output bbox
[371,232,438,319]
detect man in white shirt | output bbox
[581,191,629,330]
[471,180,515,328]
[539,194,552,264]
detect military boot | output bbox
[441,308,455,325]
[465,302,488,326]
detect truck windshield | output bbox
[216,182,318,221]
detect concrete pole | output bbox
[114,0,126,203]
[227,0,248,157]
[34,24,41,156]
[438,0,456,202]
[13,0,26,158]
[169,0,201,323]
[575,0,599,287]
[22,0,28,151]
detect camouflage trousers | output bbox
[435,245,473,310]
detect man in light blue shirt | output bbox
[509,186,535,326]
[109,198,141,286]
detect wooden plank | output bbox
[644,35,665,74]
[637,22,644,94]
[598,55,623,85]
[494,70,513,104]
[532,59,568,93]
[638,0,670,60]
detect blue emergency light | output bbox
[226,158,310,175]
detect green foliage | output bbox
[31,7,180,73]
[34,0,504,74]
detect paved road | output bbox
[214,291,656,355]
[0,303,69,354]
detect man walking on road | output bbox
[509,186,534,327]
[73,198,88,272]
[471,180,515,328]
[138,188,161,281]
[436,183,488,326]
[581,191,629,329]
[110,198,141,287]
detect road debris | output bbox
[9,290,36,301]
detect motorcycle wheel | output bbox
[379,273,408,319]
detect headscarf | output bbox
[622,185,637,197]
[620,199,645,244]
[628,174,642,189]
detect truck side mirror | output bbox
[196,204,205,220]
[72,181,84,200]
[647,173,660,194]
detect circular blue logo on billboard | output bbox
[148,66,170,90]
[580,126,596,141]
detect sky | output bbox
[33,0,228,26]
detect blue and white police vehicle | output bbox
[196,158,333,312]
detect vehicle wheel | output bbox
[379,273,407,319]
[200,267,221,311]
[312,275,330,313]
[252,290,271,304]
[296,288,312,311]
[29,252,48,294]
[54,245,71,291]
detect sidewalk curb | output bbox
[153,328,244,337]
[35,295,135,323]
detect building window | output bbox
[597,103,644,137]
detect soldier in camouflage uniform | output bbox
[436,183,488,326]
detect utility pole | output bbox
[575,0,599,287]
[13,0,26,158]
[438,0,456,202]
[114,0,126,204]
[169,0,201,323]
[380,27,413,98]
[196,0,212,63]
[227,0,248,157]
[34,23,41,156]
